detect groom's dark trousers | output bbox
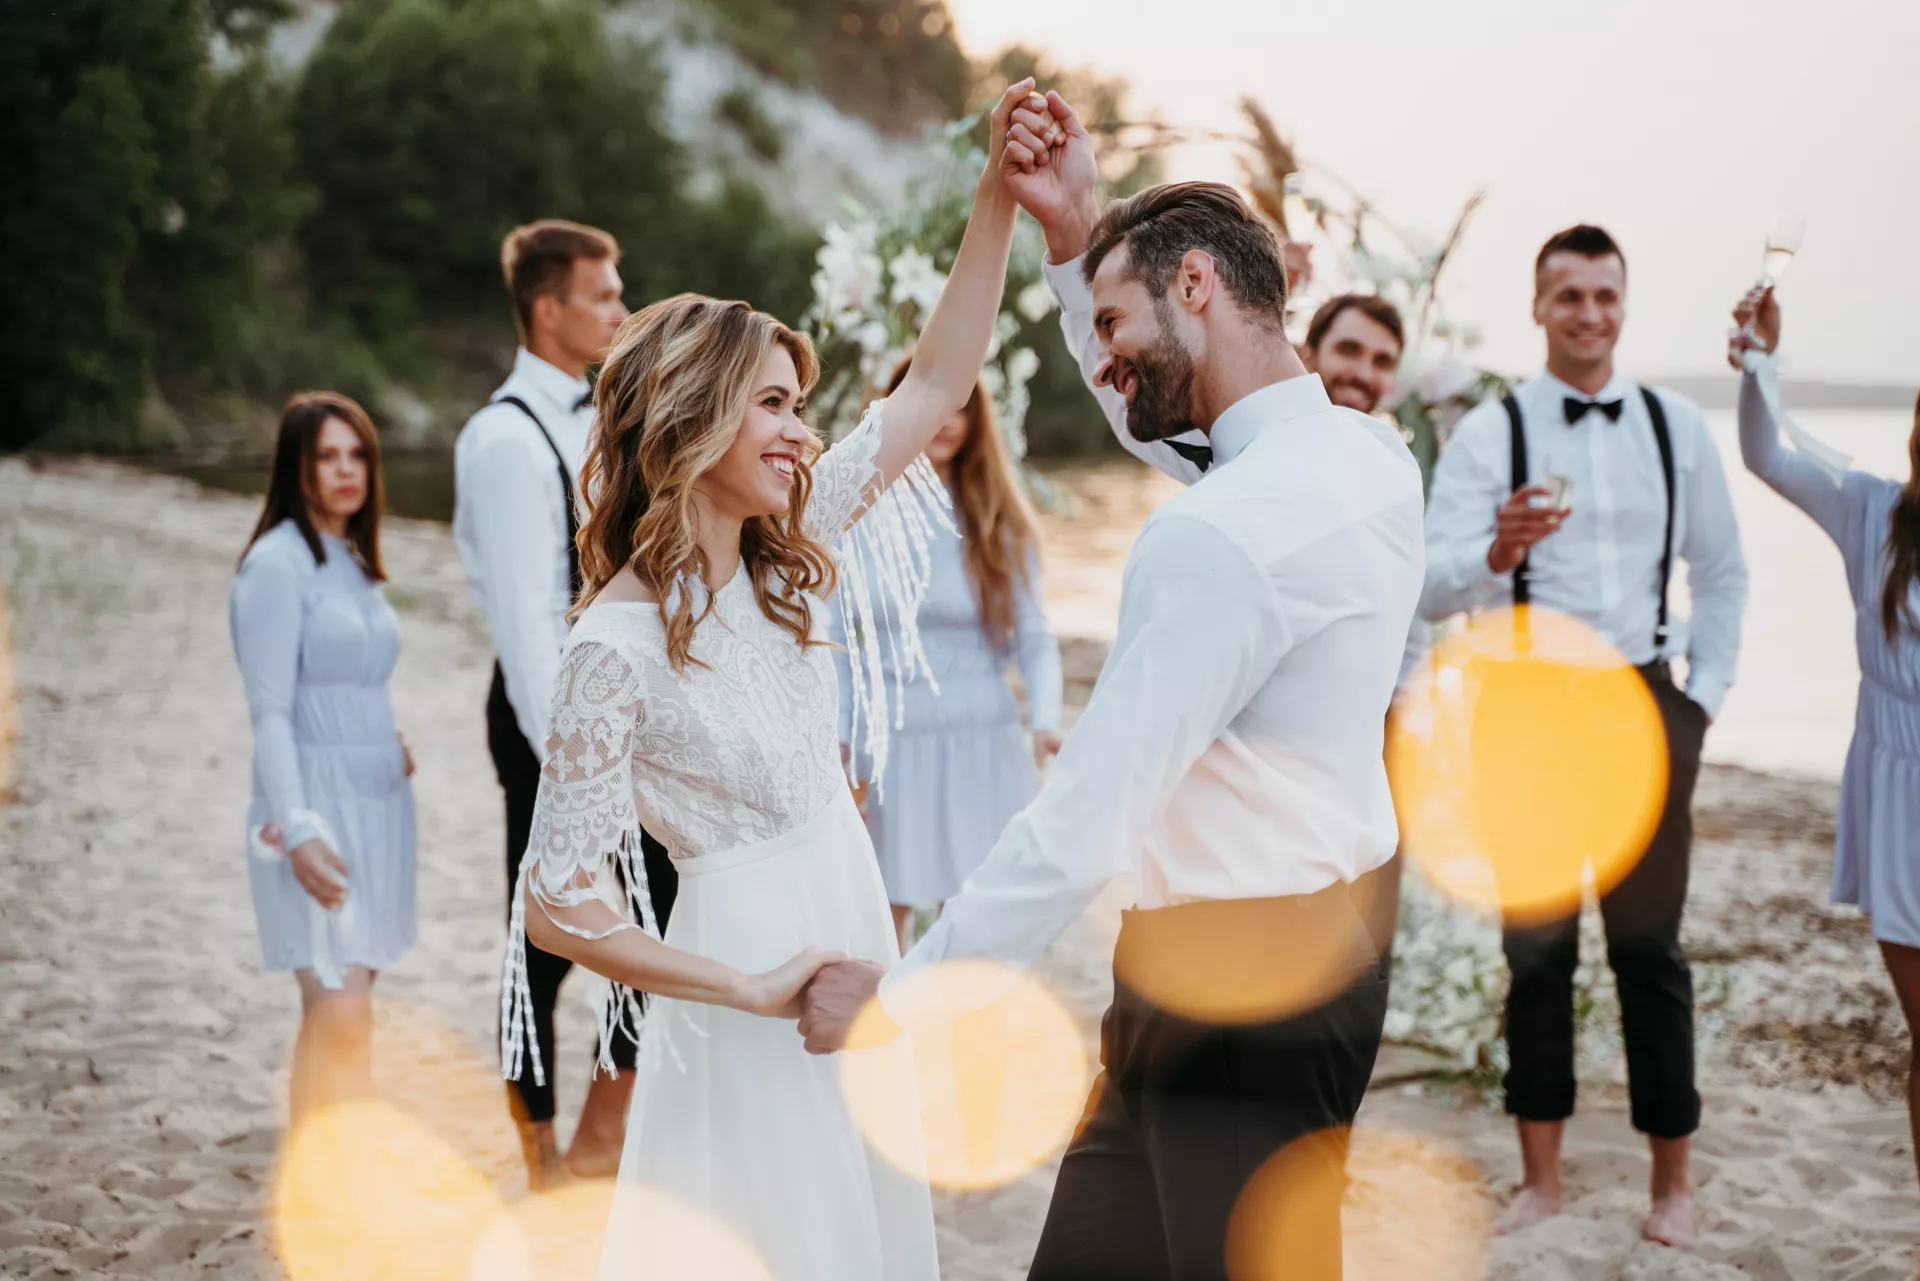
[1027,874,1393,1281]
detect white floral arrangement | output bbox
[801,119,1060,507]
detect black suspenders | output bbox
[494,394,582,601]
[1503,386,1677,650]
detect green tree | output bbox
[293,0,819,361]
[0,0,304,449]
[693,0,970,133]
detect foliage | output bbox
[717,85,784,163]
[292,0,821,363]
[0,0,304,449]
[691,0,970,132]
[801,117,1092,495]
[1236,99,1510,495]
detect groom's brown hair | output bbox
[1082,182,1288,328]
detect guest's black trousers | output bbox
[488,663,677,1123]
[1500,661,1706,1139]
[1028,885,1392,1281]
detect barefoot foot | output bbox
[1643,1193,1696,1247]
[1493,1187,1561,1236]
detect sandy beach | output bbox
[2,455,1915,1279]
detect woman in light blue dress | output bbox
[834,358,1063,952]
[230,391,417,1121]
[1731,288,1920,1183]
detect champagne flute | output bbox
[1737,212,1806,349]
[1761,212,1807,286]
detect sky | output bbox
[944,0,1920,383]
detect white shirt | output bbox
[453,348,592,748]
[886,259,1426,1007]
[1420,370,1748,717]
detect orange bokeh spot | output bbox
[841,960,1088,1190]
[1388,606,1667,926]
[274,1100,501,1281]
[466,1179,772,1281]
[1228,1126,1491,1280]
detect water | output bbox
[162,406,1914,780]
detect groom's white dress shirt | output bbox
[1420,370,1748,717]
[885,258,1425,1009]
[453,347,592,749]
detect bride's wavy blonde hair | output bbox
[575,293,837,670]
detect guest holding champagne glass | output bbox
[1730,286,1920,1192]
[230,392,417,1123]
[832,356,1064,954]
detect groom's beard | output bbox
[1124,305,1199,444]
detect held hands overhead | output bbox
[1728,284,1781,367]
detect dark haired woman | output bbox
[833,357,1062,953]
[1732,288,1920,1187]
[231,391,417,1121]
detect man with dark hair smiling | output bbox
[1420,223,1748,1246]
[1302,292,1405,415]
[800,92,1424,1278]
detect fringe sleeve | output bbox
[807,398,954,793]
[500,639,661,1086]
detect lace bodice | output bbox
[502,402,952,1084]
[517,403,929,897]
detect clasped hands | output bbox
[795,956,889,1055]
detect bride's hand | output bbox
[734,947,847,1019]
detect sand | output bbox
[1,454,1915,1279]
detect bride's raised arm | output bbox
[806,80,1047,541]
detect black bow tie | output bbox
[1564,396,1624,425]
[575,392,593,412]
[1165,438,1212,473]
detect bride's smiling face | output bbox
[702,343,813,521]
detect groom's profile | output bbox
[801,91,1425,1280]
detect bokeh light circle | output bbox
[466,1179,772,1281]
[840,959,1088,1189]
[1387,606,1668,926]
[1227,1126,1491,1280]
[1111,889,1384,1027]
[274,1099,502,1281]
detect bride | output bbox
[500,82,1047,1280]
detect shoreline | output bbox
[2,456,1913,1279]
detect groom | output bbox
[802,93,1424,1278]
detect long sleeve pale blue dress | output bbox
[1739,364,1920,947]
[230,520,417,972]
[832,509,1063,906]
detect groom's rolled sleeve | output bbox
[881,515,1288,1023]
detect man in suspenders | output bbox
[453,220,677,1189]
[1421,225,1748,1247]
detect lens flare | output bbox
[1342,1128,1492,1280]
[1227,1126,1491,1280]
[840,960,1087,1189]
[466,1179,772,1281]
[273,1100,503,1281]
[1387,606,1667,926]
[1111,891,1381,1026]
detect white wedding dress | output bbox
[501,402,942,1281]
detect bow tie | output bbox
[575,392,594,412]
[1564,396,1624,425]
[1165,438,1212,473]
